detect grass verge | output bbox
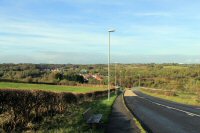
[0,82,105,93]
[133,117,146,133]
[140,88,200,106]
[35,93,117,133]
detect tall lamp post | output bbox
[108,29,115,101]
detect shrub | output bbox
[0,88,115,132]
[59,79,77,86]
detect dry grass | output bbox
[140,88,200,106]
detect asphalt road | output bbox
[124,90,200,133]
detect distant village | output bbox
[42,65,104,83]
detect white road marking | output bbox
[187,113,195,116]
[137,95,200,118]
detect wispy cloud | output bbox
[1,0,200,63]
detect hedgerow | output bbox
[0,88,115,132]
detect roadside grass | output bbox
[133,117,146,133]
[140,88,200,106]
[0,82,105,93]
[36,94,117,133]
[163,66,188,69]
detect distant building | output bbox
[92,74,103,81]
[73,65,79,70]
[88,66,94,70]
[81,73,103,82]
[51,68,61,72]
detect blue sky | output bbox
[1,0,200,64]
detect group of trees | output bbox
[0,64,85,85]
[109,64,200,94]
[1,63,200,94]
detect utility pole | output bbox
[120,70,122,88]
[138,74,141,87]
[132,70,134,88]
[115,62,117,94]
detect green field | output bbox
[0,82,106,93]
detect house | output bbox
[92,74,103,81]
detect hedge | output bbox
[0,88,115,132]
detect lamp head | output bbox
[108,29,115,32]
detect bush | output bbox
[0,88,115,132]
[59,79,77,86]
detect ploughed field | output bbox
[0,82,106,93]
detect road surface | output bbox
[124,90,200,133]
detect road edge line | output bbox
[122,90,146,133]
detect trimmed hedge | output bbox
[0,88,115,132]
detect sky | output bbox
[1,0,200,64]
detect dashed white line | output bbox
[137,96,200,118]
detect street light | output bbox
[108,29,115,101]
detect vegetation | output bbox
[1,63,200,99]
[0,88,115,132]
[0,64,86,85]
[140,88,200,106]
[37,94,117,133]
[1,63,200,94]
[1,63,200,132]
[0,82,106,93]
[133,117,146,133]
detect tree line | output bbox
[1,63,200,94]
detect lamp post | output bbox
[108,29,115,100]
